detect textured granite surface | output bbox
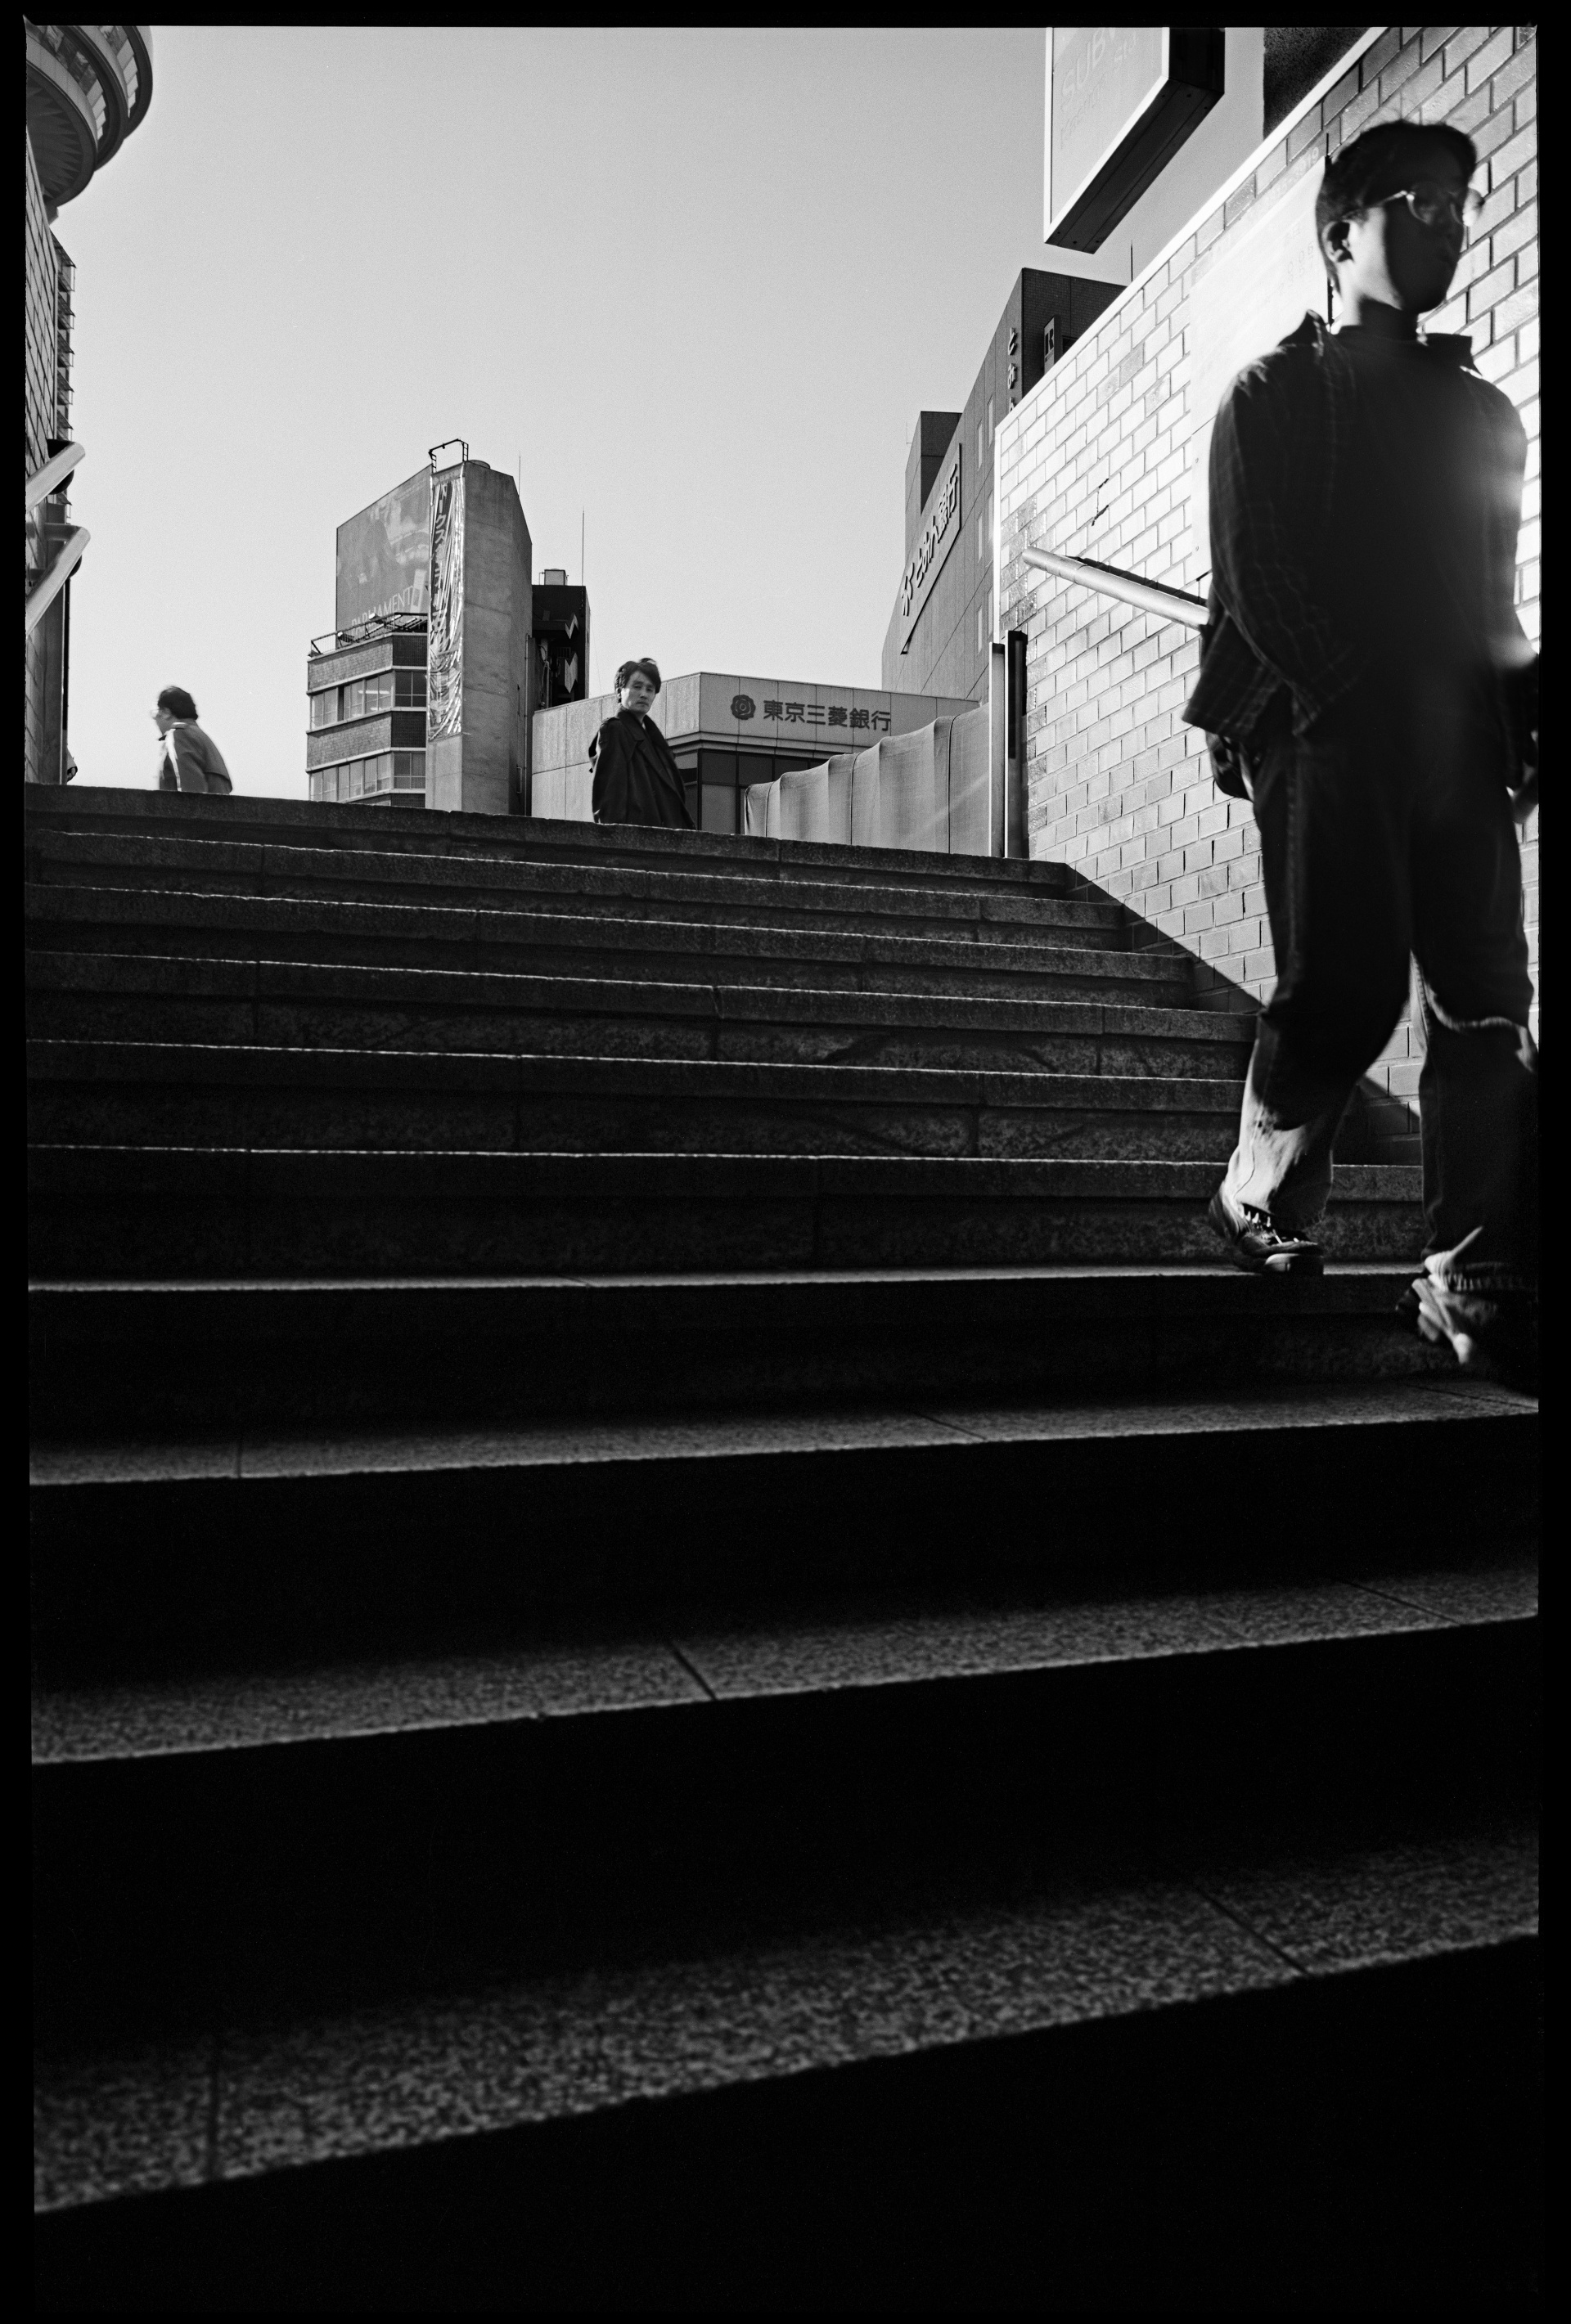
[34,2035,212,2212]
[206,1877,1299,2185]
[33,1637,706,1763]
[673,1577,1440,1702]
[1195,1821,1541,1974]
[35,1816,1540,2212]
[35,1531,1534,1764]
[34,1377,1529,1490]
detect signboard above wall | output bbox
[1046,26,1225,251]
[335,469,431,632]
[897,439,962,657]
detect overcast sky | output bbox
[60,25,1090,796]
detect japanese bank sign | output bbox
[897,440,961,656]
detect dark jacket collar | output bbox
[1289,308,1477,368]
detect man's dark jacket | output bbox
[590,708,695,829]
[1184,312,1530,795]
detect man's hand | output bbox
[1206,730,1254,801]
[1506,656,1539,824]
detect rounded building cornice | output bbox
[25,21,154,209]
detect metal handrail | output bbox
[308,611,430,657]
[26,442,85,510]
[1020,546,1208,630]
[26,526,89,636]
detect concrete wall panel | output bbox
[948,701,993,859]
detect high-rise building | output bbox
[307,456,591,812]
[25,24,155,788]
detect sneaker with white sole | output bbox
[1402,1274,1538,1391]
[1207,1184,1324,1275]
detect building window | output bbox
[341,674,380,721]
[987,587,993,641]
[977,416,984,470]
[987,395,994,448]
[977,512,984,564]
[977,604,984,655]
[308,667,427,732]
[309,749,426,804]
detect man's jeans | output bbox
[1222,671,1537,1295]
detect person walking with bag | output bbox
[151,686,232,796]
[1186,119,1537,1385]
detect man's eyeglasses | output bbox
[1384,180,1484,229]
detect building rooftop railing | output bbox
[309,611,429,658]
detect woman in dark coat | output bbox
[590,658,694,829]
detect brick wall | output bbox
[997,25,1540,1135]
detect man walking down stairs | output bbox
[29,787,1539,2308]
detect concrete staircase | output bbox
[30,789,1540,2308]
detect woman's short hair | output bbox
[614,658,661,698]
[1316,119,1477,248]
[156,686,199,721]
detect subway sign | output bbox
[898,440,962,655]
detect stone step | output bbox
[28,826,1128,946]
[31,1452,1538,2023]
[35,1535,1537,1768]
[28,1146,1425,1279]
[28,1039,1245,1162]
[25,785,1084,900]
[27,950,1254,1077]
[32,1875,1540,2309]
[26,1265,1453,1436]
[32,1378,1534,1667]
[31,1522,1539,2034]
[29,884,1192,1004]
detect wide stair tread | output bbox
[28,826,1131,941]
[28,1144,1426,1274]
[29,883,1187,1004]
[27,949,1249,1072]
[25,1263,1460,1430]
[32,1373,1536,1490]
[29,1036,1248,1167]
[26,790,1087,897]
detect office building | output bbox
[306,453,591,811]
[882,269,1123,701]
[25,23,155,787]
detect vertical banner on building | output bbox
[428,468,465,741]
